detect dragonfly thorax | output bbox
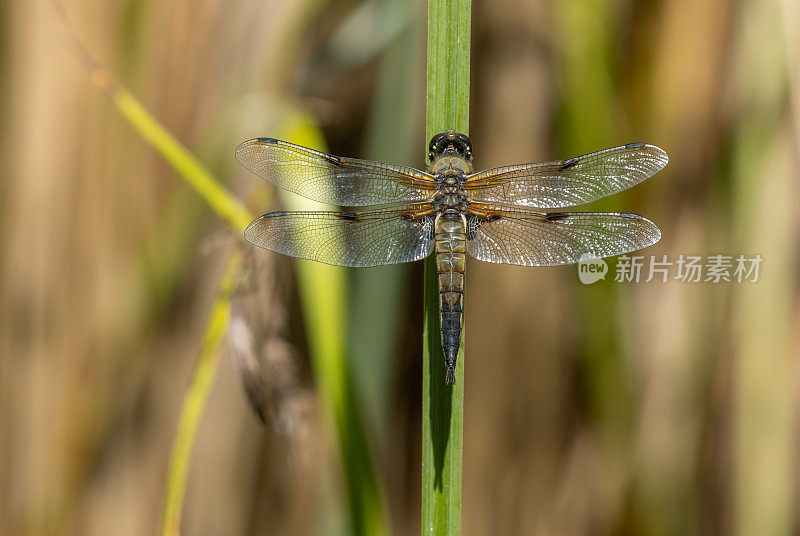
[431,176,468,211]
[430,156,473,175]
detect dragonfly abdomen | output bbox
[435,213,466,384]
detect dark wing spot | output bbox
[545,212,569,222]
[560,157,579,169]
[617,212,643,219]
[323,153,342,166]
[625,142,647,149]
[255,137,279,144]
[335,212,359,221]
[466,214,500,239]
[264,211,288,217]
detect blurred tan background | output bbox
[1,0,798,535]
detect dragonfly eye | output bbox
[428,133,449,155]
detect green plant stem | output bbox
[61,7,387,535]
[54,4,253,232]
[423,1,470,534]
[732,2,795,534]
[160,250,244,536]
[279,116,389,536]
[111,87,252,231]
[58,19,259,535]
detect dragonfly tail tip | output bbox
[445,368,456,385]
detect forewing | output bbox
[236,138,435,205]
[466,205,661,266]
[465,143,668,208]
[245,205,434,267]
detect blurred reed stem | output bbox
[278,116,389,536]
[731,1,796,534]
[423,0,470,533]
[110,87,252,231]
[556,0,636,471]
[54,2,253,232]
[62,3,391,531]
[352,0,424,437]
[555,0,632,452]
[57,15,263,536]
[160,250,244,536]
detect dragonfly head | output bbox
[428,131,473,169]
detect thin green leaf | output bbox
[53,2,252,231]
[732,2,796,534]
[160,250,244,536]
[278,115,389,536]
[61,4,388,533]
[111,87,252,231]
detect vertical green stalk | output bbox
[62,3,387,534]
[161,250,244,536]
[58,21,260,535]
[555,0,634,476]
[352,0,424,437]
[423,1,470,534]
[732,1,795,535]
[279,117,388,536]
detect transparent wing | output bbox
[465,143,668,208]
[466,204,661,266]
[236,138,436,206]
[245,204,435,267]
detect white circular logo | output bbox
[577,253,608,284]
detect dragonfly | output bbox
[237,131,668,384]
